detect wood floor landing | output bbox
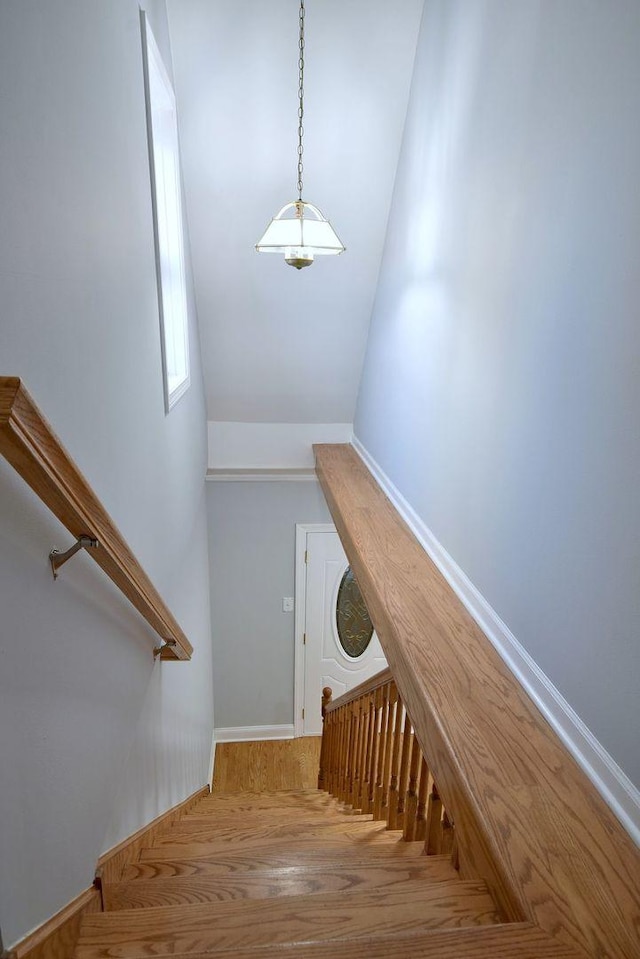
[211,739,321,793]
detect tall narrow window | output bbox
[141,12,190,411]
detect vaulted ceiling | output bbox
[167,0,423,424]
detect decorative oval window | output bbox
[336,566,374,658]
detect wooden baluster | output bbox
[380,683,398,826]
[336,706,348,800]
[441,810,454,856]
[367,687,382,813]
[323,709,332,794]
[348,700,363,806]
[339,703,353,803]
[360,693,376,813]
[345,701,359,805]
[353,695,369,811]
[317,686,333,790]
[425,781,444,855]
[327,709,338,796]
[354,695,369,811]
[395,711,412,830]
[340,704,351,802]
[332,709,342,799]
[372,683,391,820]
[345,702,359,805]
[403,733,421,841]
[341,702,352,804]
[355,696,370,811]
[324,709,331,795]
[450,827,460,871]
[414,757,429,841]
[328,707,338,798]
[386,700,404,829]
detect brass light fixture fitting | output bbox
[256,0,345,269]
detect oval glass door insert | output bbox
[336,566,374,658]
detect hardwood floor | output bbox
[212,738,321,793]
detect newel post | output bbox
[317,686,333,790]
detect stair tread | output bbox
[124,923,582,959]
[189,802,346,814]
[196,790,329,802]
[135,835,426,867]
[122,846,434,879]
[183,807,369,823]
[77,880,499,956]
[193,795,345,807]
[151,819,398,847]
[105,858,459,909]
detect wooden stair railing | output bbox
[320,671,458,857]
[314,443,640,959]
[0,377,192,660]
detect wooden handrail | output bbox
[324,667,393,713]
[0,378,192,660]
[314,443,640,959]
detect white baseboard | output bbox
[352,436,640,847]
[214,725,295,743]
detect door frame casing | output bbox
[294,523,337,738]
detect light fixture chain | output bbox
[297,0,305,200]
[255,0,344,266]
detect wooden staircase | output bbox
[66,440,640,959]
[74,788,523,959]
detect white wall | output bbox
[207,481,331,729]
[166,0,423,425]
[355,0,640,788]
[0,0,213,946]
[207,422,353,470]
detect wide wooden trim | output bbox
[0,377,192,660]
[97,785,210,884]
[7,886,101,959]
[314,443,640,959]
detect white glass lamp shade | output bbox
[256,200,345,269]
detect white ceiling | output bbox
[167,0,423,423]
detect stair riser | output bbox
[150,821,396,846]
[121,844,429,880]
[137,837,425,865]
[182,809,369,823]
[105,860,459,909]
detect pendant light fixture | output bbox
[256,0,345,270]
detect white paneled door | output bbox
[300,529,387,736]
